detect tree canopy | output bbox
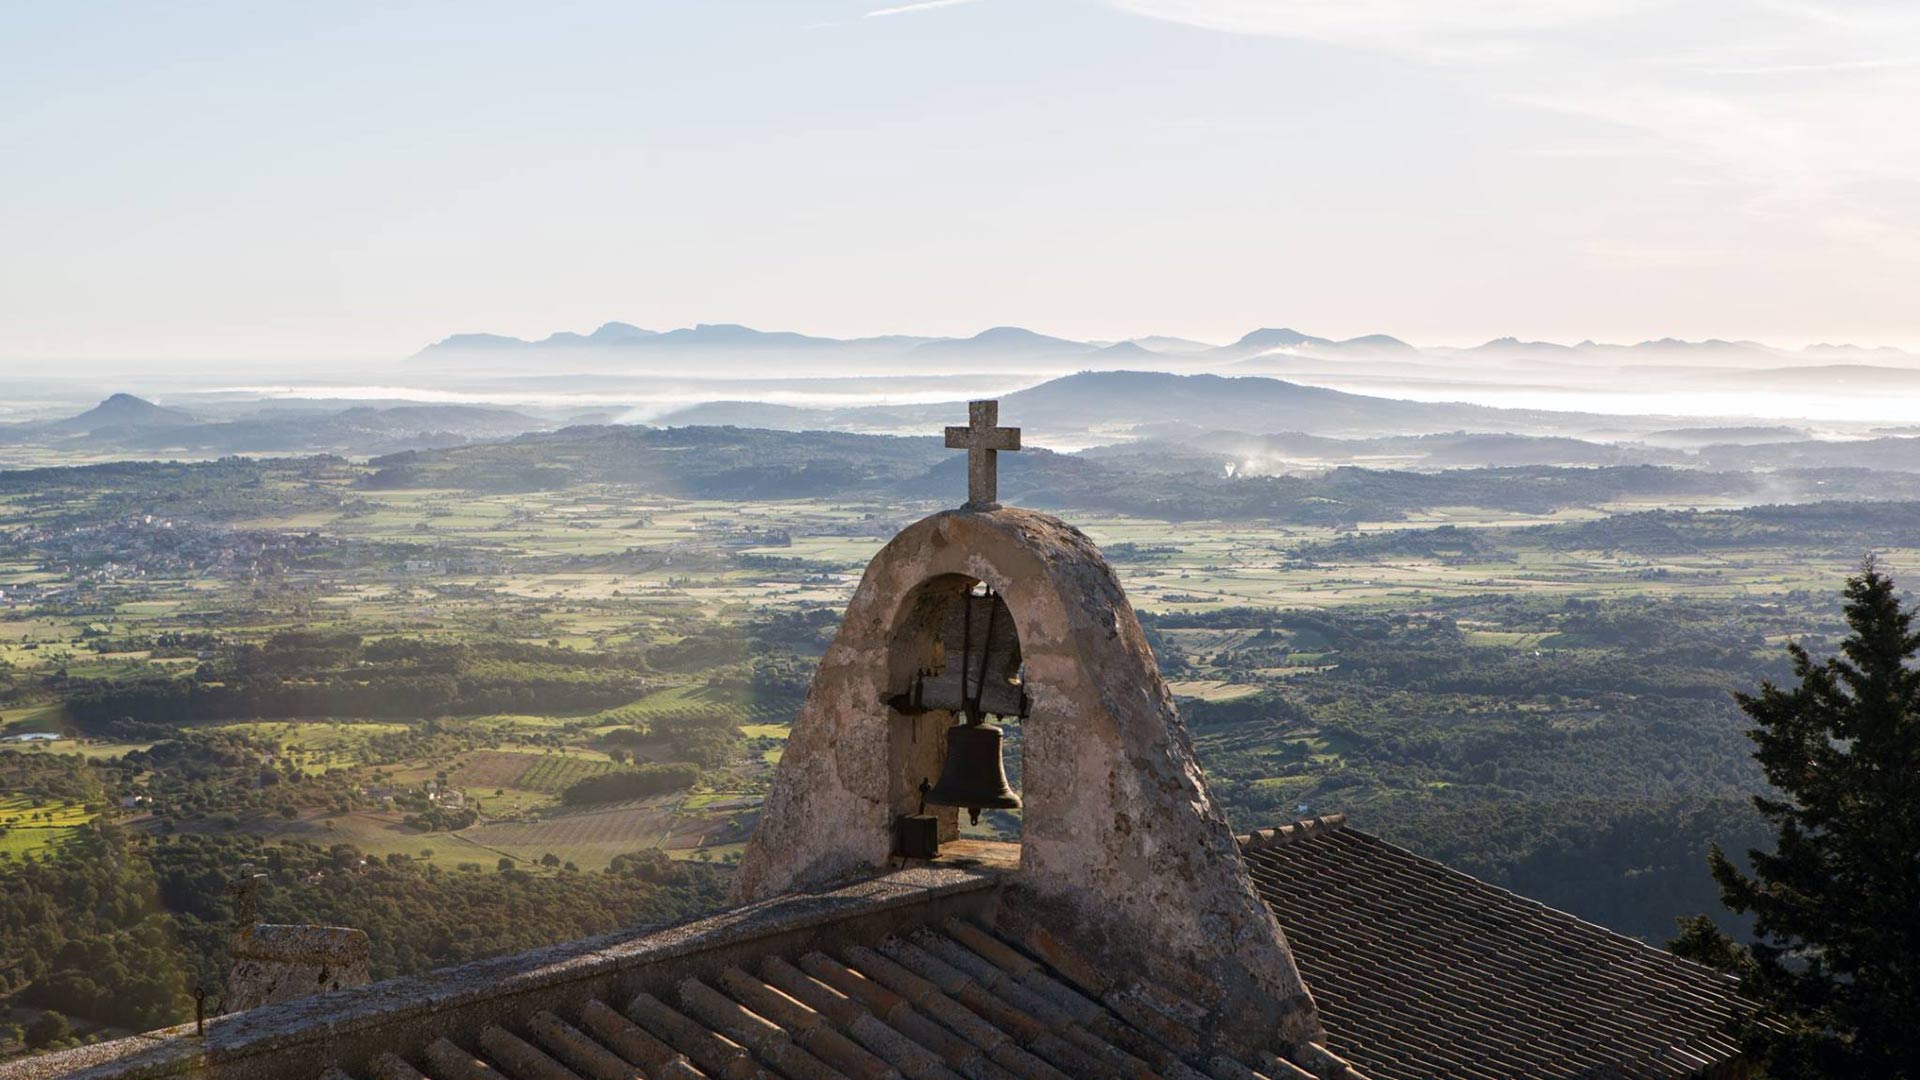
[1674,562,1920,1077]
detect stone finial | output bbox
[944,400,1020,510]
[226,866,267,928]
[226,924,371,1014]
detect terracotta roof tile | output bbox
[9,826,1755,1080]
[1239,818,1749,1080]
[278,915,1294,1080]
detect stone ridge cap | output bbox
[1234,813,1350,852]
[230,923,369,960]
[0,865,999,1080]
[929,502,1097,531]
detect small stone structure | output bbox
[226,924,371,1013]
[734,447,1323,1051]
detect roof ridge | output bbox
[1235,813,1348,852]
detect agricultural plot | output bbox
[517,754,619,794]
[0,796,96,859]
[0,703,65,736]
[457,799,678,869]
[589,685,798,733]
[201,808,480,870]
[0,825,83,859]
[0,796,93,829]
[213,721,413,773]
[437,750,623,810]
[1165,679,1263,702]
[446,750,550,791]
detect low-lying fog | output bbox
[6,325,1920,466]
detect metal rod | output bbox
[958,589,974,721]
[968,592,999,721]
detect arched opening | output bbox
[884,573,1026,862]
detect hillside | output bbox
[998,370,1526,435]
[0,397,543,457]
[38,394,199,435]
[357,421,1920,521]
[653,370,1631,440]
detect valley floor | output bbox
[0,458,1897,1058]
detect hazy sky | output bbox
[3,0,1917,361]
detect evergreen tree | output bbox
[24,1011,69,1050]
[1674,562,1920,1077]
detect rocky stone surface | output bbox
[733,505,1323,1051]
[226,925,372,1013]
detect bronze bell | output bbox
[924,719,1021,825]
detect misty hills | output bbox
[657,370,1618,440]
[638,368,1920,472]
[16,366,1920,479]
[1000,371,1520,434]
[913,326,1089,360]
[43,393,199,435]
[1075,428,1920,474]
[413,320,1919,375]
[362,421,1920,523]
[0,396,548,456]
[417,322,948,371]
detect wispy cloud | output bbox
[1103,0,1920,256]
[804,0,983,32]
[865,0,984,17]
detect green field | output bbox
[0,796,96,859]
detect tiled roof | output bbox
[333,917,1311,1080]
[7,823,1755,1080]
[1240,816,1749,1080]
[7,866,1329,1080]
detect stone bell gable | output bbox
[733,505,1323,1050]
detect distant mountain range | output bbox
[415,321,1918,372]
[9,372,1920,481]
[654,370,1620,440]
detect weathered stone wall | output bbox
[226,924,371,1014]
[733,506,1323,1050]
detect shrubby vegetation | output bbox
[0,825,724,1033]
[60,632,650,732]
[1154,594,1805,941]
[7,432,1916,1060]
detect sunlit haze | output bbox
[6,8,1920,1075]
[5,0,1919,365]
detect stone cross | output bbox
[944,400,1021,510]
[227,867,267,928]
